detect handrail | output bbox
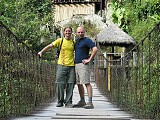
[95,21,160,119]
[0,21,57,118]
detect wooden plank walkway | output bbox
[11,82,140,120]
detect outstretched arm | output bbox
[38,43,54,57]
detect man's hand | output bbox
[82,59,90,64]
[38,51,42,57]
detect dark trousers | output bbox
[56,83,75,104]
[56,65,76,105]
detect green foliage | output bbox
[0,21,57,117]
[130,19,156,40]
[110,0,160,42]
[0,60,55,117]
[0,0,54,51]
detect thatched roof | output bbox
[95,24,136,47]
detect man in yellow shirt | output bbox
[38,27,75,108]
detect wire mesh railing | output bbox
[95,21,160,119]
[0,21,56,118]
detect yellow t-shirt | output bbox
[52,38,75,66]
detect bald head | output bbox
[76,26,85,38]
[77,26,85,32]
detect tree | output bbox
[0,0,55,51]
[110,0,160,42]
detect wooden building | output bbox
[52,0,105,23]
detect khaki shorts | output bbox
[75,63,90,84]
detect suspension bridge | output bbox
[10,82,135,120]
[0,20,160,120]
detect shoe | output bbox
[65,103,74,108]
[83,102,94,109]
[56,102,63,107]
[73,101,86,107]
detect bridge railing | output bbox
[0,21,56,118]
[95,21,160,119]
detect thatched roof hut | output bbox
[95,24,136,47]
